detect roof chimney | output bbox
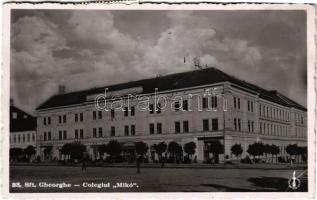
[58,85,66,94]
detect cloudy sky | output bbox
[10,9,307,114]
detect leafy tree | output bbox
[10,148,23,161]
[231,144,243,159]
[24,145,36,160]
[286,144,299,164]
[43,146,53,160]
[135,141,149,156]
[98,144,108,159]
[209,140,224,163]
[263,144,271,162]
[184,142,196,160]
[155,142,167,159]
[270,144,280,163]
[61,142,86,160]
[168,141,181,163]
[106,140,122,159]
[247,142,265,162]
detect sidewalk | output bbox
[11,162,307,170]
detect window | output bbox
[125,125,129,136]
[157,123,162,134]
[248,120,251,132]
[149,104,154,114]
[237,98,241,109]
[157,103,161,113]
[247,101,250,111]
[111,126,116,136]
[44,132,47,141]
[14,135,16,143]
[212,118,218,131]
[259,104,262,116]
[93,128,97,138]
[149,124,155,134]
[183,121,189,133]
[202,97,209,109]
[93,111,97,120]
[59,116,62,124]
[175,122,181,133]
[183,100,188,111]
[203,119,209,131]
[59,131,62,140]
[27,134,30,142]
[251,121,254,132]
[131,106,135,116]
[80,113,84,121]
[23,134,25,143]
[75,129,79,139]
[260,122,262,134]
[80,129,84,139]
[44,117,47,125]
[98,127,103,137]
[75,114,78,122]
[301,116,304,125]
[174,102,180,112]
[238,119,241,131]
[111,109,115,120]
[211,96,217,108]
[63,115,67,123]
[124,107,129,116]
[48,117,51,125]
[48,132,51,140]
[131,125,135,136]
[98,111,102,119]
[63,130,67,139]
[234,118,237,130]
[234,97,237,108]
[18,135,21,143]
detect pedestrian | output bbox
[136,155,141,174]
[81,154,87,172]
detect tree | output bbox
[24,145,36,161]
[155,142,167,159]
[286,144,299,164]
[98,144,108,159]
[61,142,86,161]
[10,148,23,161]
[168,141,179,163]
[263,144,271,162]
[135,141,149,156]
[231,144,243,159]
[184,142,196,160]
[270,144,280,163]
[106,140,122,160]
[247,142,265,162]
[209,140,224,164]
[43,146,53,160]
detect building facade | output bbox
[10,103,37,149]
[36,68,307,162]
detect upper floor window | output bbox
[156,103,161,113]
[80,113,84,122]
[43,117,47,125]
[59,131,62,140]
[183,121,189,133]
[98,111,102,119]
[202,97,209,109]
[93,128,97,138]
[211,96,217,108]
[157,123,162,134]
[75,129,79,139]
[124,107,129,117]
[183,100,188,111]
[98,127,103,137]
[111,109,115,120]
[149,104,154,114]
[131,125,136,136]
[63,115,67,123]
[124,125,129,136]
[174,102,180,112]
[131,106,135,116]
[175,121,181,133]
[149,123,155,135]
[93,111,97,120]
[75,113,78,122]
[111,126,116,136]
[63,130,67,139]
[48,132,51,140]
[80,129,84,139]
[212,118,218,131]
[48,117,51,125]
[203,119,209,131]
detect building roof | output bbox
[36,67,306,111]
[10,106,36,132]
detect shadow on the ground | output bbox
[200,184,253,192]
[247,176,289,191]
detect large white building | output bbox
[36,67,307,162]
